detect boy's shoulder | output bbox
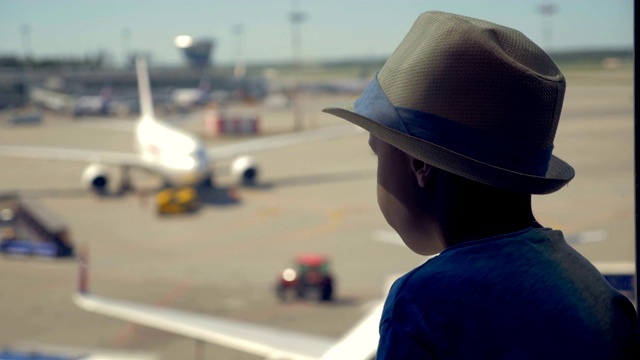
[393,227,584,298]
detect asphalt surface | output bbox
[0,68,634,359]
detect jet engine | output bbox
[230,155,259,186]
[81,164,110,194]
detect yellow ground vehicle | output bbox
[155,187,199,215]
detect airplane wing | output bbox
[0,144,144,168]
[74,251,380,360]
[74,292,334,360]
[208,124,365,161]
[0,124,363,169]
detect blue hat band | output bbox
[354,76,552,177]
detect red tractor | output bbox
[275,254,334,302]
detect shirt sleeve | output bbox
[377,320,436,359]
[376,275,437,359]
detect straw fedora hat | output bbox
[323,11,574,194]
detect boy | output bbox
[324,11,638,359]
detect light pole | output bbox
[121,28,131,68]
[20,24,32,60]
[233,24,246,79]
[537,3,557,52]
[289,0,307,131]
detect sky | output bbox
[0,0,634,67]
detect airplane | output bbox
[73,249,383,360]
[28,81,114,117]
[0,56,363,195]
[72,85,113,117]
[169,77,212,109]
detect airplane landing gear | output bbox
[118,166,134,194]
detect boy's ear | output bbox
[411,158,433,188]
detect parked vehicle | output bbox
[275,254,334,302]
[0,197,74,258]
[155,187,199,215]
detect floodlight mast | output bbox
[233,24,246,79]
[537,3,557,52]
[289,0,307,131]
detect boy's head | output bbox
[324,11,574,195]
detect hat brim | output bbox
[323,103,575,195]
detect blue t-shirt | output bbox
[377,227,638,359]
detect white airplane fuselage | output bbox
[134,115,211,187]
[171,88,204,108]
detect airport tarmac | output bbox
[0,68,635,359]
